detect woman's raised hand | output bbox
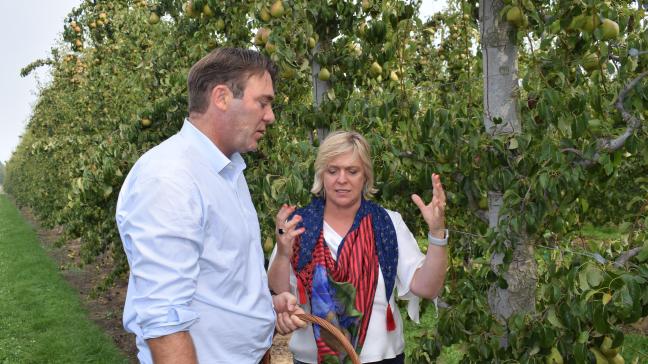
[411,173,446,237]
[275,204,305,258]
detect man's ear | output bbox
[210,84,231,111]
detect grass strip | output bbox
[0,195,129,363]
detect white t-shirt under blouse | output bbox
[270,209,425,363]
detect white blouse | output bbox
[270,209,425,363]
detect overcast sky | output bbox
[0,0,446,163]
[0,1,81,163]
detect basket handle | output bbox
[262,313,361,364]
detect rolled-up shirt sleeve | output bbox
[117,172,204,339]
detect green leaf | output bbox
[618,285,633,308]
[102,185,113,199]
[578,270,589,291]
[521,0,535,11]
[557,117,571,137]
[546,307,565,329]
[586,268,603,287]
[598,153,614,175]
[636,244,648,263]
[499,5,512,19]
[326,87,335,101]
[585,289,598,301]
[528,344,540,355]
[573,344,588,363]
[588,119,601,128]
[508,137,519,150]
[548,20,560,34]
[538,173,548,190]
[592,305,610,333]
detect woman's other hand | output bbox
[411,173,446,238]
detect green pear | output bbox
[545,347,563,364]
[318,68,330,81]
[599,19,619,40]
[370,62,382,77]
[506,6,523,27]
[270,1,284,17]
[582,14,600,32]
[589,348,609,364]
[148,12,160,24]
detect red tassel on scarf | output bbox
[386,303,396,331]
[297,279,307,304]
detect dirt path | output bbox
[269,334,293,364]
[15,202,294,363]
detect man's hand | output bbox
[272,292,307,335]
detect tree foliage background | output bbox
[4,0,648,362]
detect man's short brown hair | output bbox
[187,48,278,113]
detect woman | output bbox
[268,131,448,364]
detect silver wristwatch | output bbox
[427,229,449,246]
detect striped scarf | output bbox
[291,198,398,363]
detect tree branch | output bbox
[613,247,642,268]
[562,147,597,166]
[602,70,648,152]
[564,71,648,167]
[20,58,54,77]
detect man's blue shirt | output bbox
[116,120,274,363]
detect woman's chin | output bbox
[326,196,360,209]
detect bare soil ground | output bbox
[16,203,293,363]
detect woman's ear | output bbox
[210,84,231,111]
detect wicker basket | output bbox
[262,313,361,364]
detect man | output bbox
[116,48,305,364]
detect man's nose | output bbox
[264,106,275,124]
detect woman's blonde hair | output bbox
[310,131,377,199]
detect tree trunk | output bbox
[481,0,521,135]
[310,41,330,142]
[480,0,537,326]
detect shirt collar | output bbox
[180,119,246,180]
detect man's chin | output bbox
[245,142,259,153]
